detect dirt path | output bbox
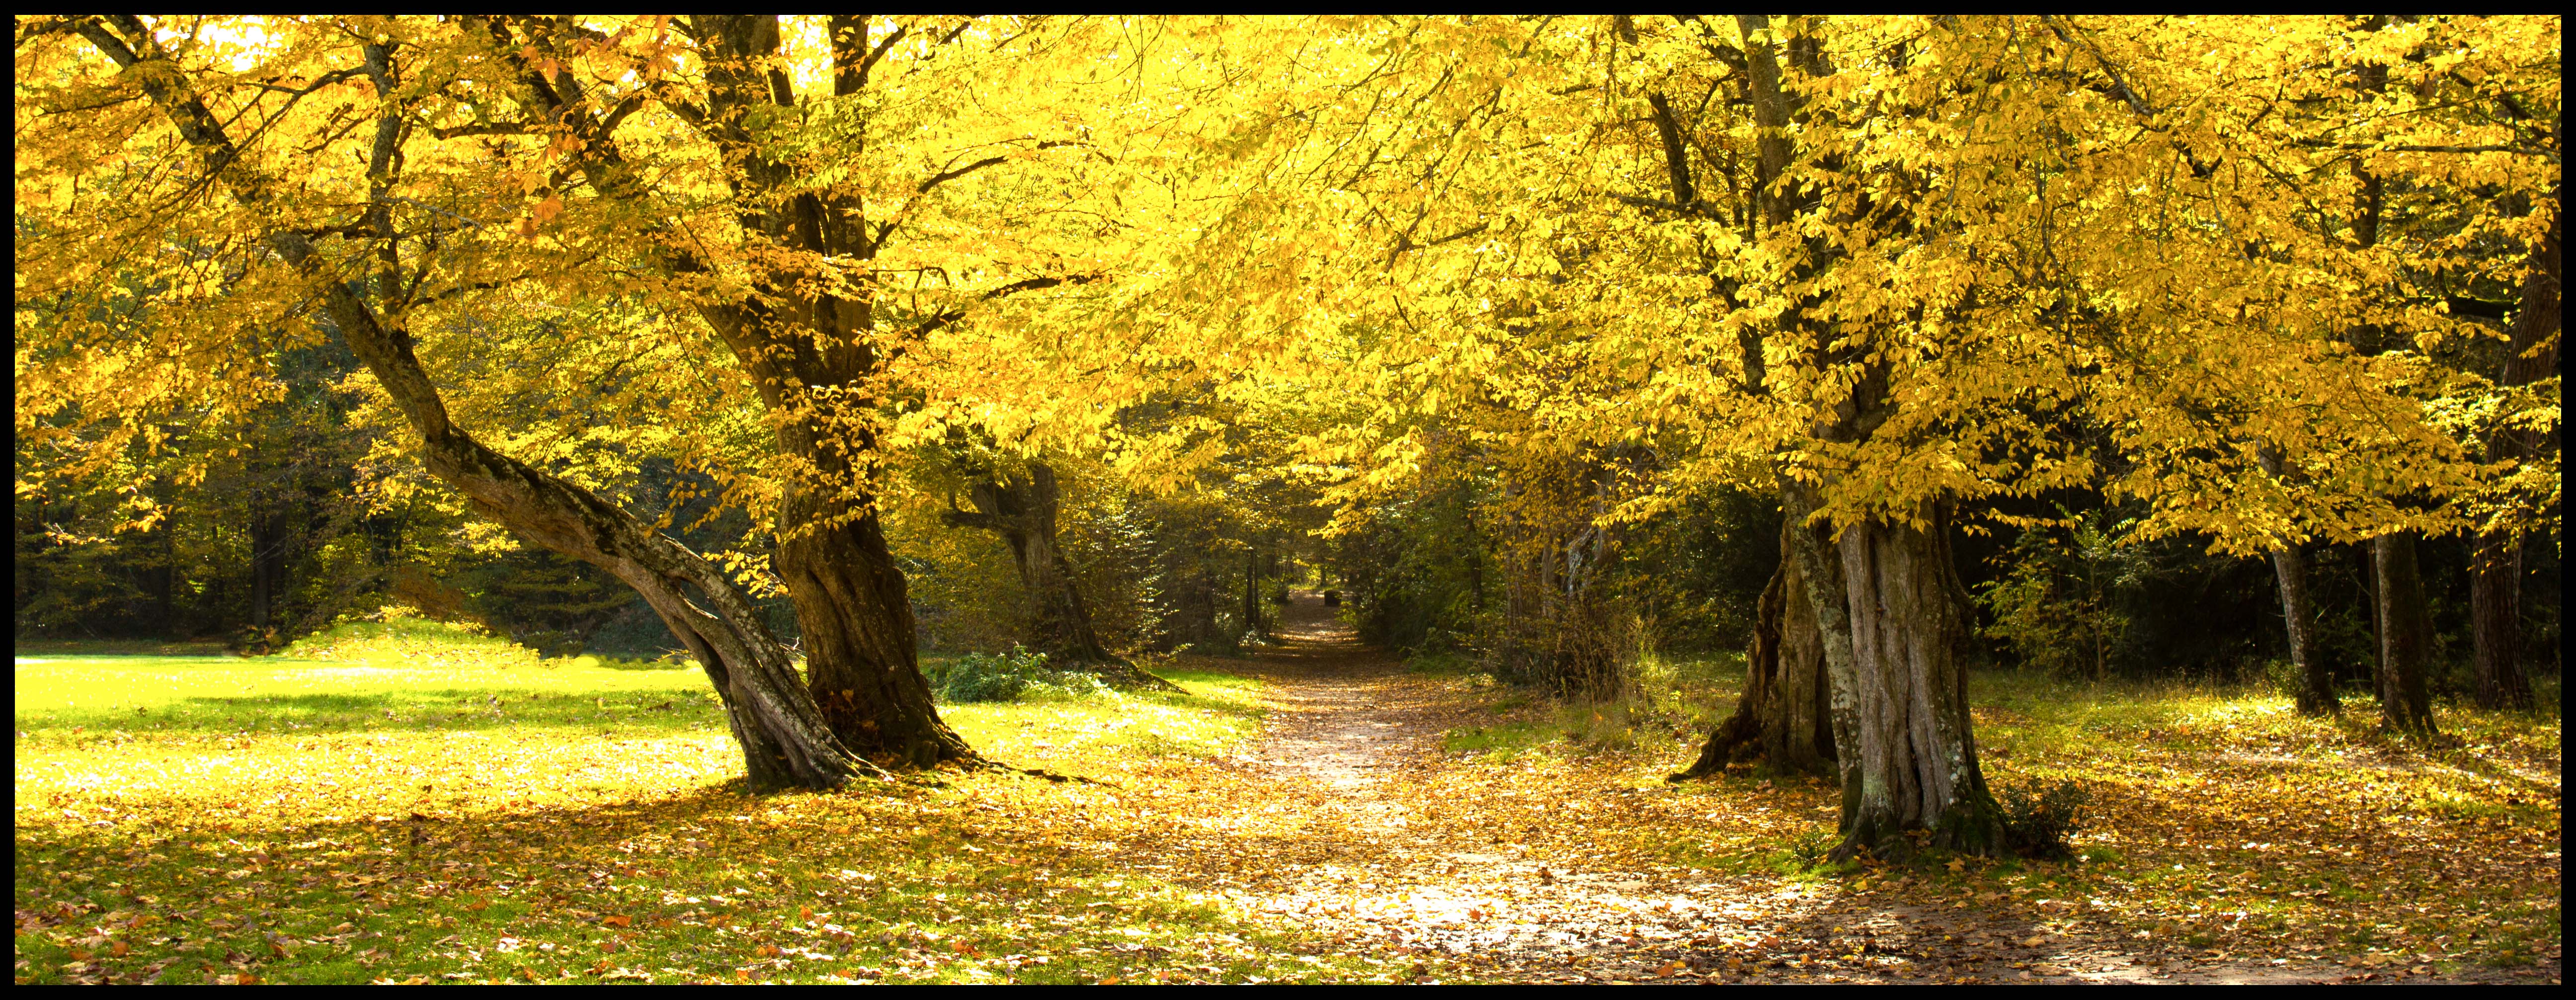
[1171,590,2542,985]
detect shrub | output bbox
[924,646,1112,703]
[1996,777,2093,859]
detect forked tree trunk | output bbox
[1731,13,1996,859]
[946,464,1174,690]
[2270,542,2339,715]
[2371,531,2439,736]
[1675,518,1834,780]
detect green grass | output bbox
[15,620,1380,986]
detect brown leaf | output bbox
[602,915,631,927]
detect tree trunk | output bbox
[2371,531,2439,736]
[778,498,972,767]
[2468,537,2532,710]
[1732,13,1998,858]
[81,15,966,785]
[1800,492,1997,859]
[2471,184,2557,710]
[945,464,1174,690]
[1243,545,1263,636]
[1674,517,1834,780]
[2270,542,2339,715]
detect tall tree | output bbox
[20,15,1233,783]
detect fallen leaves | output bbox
[11,618,2562,986]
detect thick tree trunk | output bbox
[1674,518,1834,780]
[780,498,973,767]
[2472,189,2557,710]
[2370,531,2439,736]
[2270,542,2339,715]
[1730,13,1997,858]
[2468,537,2532,710]
[946,464,1174,690]
[1802,494,1997,859]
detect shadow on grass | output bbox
[15,773,1355,985]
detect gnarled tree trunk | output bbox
[2372,531,2439,736]
[1795,489,1996,859]
[1675,518,1834,780]
[945,464,1174,690]
[1733,13,1995,859]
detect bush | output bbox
[924,646,1112,703]
[1996,777,2093,859]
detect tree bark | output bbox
[2254,446,2337,714]
[1674,517,1834,780]
[2269,542,2339,715]
[2371,531,2439,736]
[945,464,1175,690]
[2471,182,2557,710]
[1803,492,1996,858]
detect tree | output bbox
[20,15,1227,783]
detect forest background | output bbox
[11,6,2562,930]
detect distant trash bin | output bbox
[1322,590,1341,607]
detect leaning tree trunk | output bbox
[946,464,1175,691]
[2471,187,2557,710]
[79,17,892,789]
[2270,542,2339,715]
[2371,531,2440,736]
[1674,518,1834,780]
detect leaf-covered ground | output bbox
[14,601,2563,984]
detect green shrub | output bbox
[1996,777,2093,859]
[924,646,1112,703]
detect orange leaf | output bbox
[110,940,129,957]
[531,194,565,224]
[602,915,631,927]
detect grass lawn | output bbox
[14,619,1353,985]
[15,618,2561,984]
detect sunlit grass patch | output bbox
[14,637,1381,985]
[15,625,717,741]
